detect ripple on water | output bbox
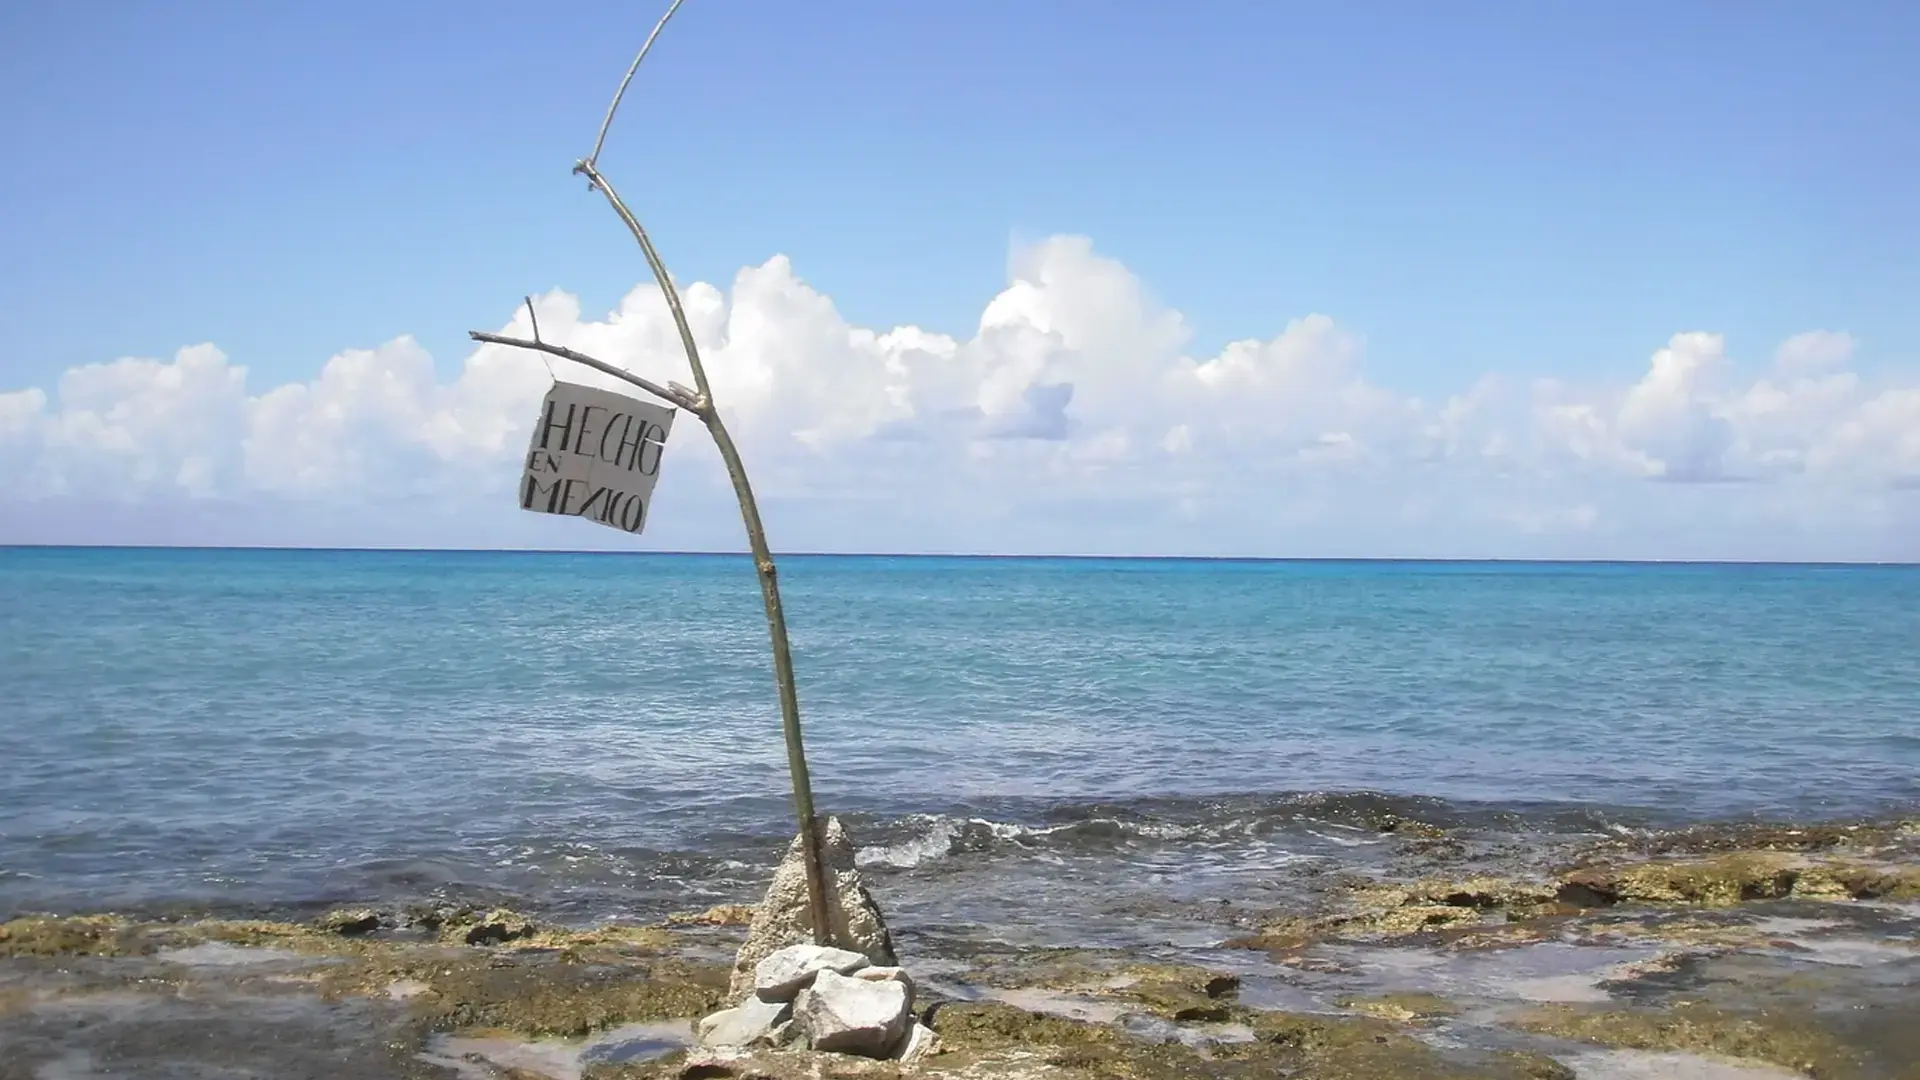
[4,551,1918,925]
[1301,941,1669,1006]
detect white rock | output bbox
[753,943,872,1003]
[728,817,898,1001]
[793,968,910,1057]
[853,965,915,1005]
[697,995,791,1047]
[890,1020,939,1063]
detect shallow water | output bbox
[2,549,1916,928]
[4,855,1918,1079]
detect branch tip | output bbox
[584,0,689,169]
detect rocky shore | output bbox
[3,815,1916,1079]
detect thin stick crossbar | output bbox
[468,331,699,413]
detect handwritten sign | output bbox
[520,381,676,534]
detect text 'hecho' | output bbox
[520,381,675,534]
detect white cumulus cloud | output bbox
[2,235,1916,560]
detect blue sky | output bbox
[2,1,1917,558]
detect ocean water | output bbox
[1,548,1916,946]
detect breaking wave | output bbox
[846,789,1643,870]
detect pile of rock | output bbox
[691,816,937,1063]
[697,944,935,1061]
[726,817,899,1000]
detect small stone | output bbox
[463,909,535,946]
[1556,871,1621,909]
[765,1019,800,1048]
[793,968,910,1057]
[698,995,792,1047]
[753,943,871,1003]
[315,908,383,936]
[889,1020,939,1062]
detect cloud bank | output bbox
[3,237,1916,560]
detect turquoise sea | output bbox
[2,548,1916,948]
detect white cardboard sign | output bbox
[520,381,676,534]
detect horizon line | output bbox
[2,543,1915,568]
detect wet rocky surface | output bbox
[3,817,1917,1079]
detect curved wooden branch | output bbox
[586,0,689,170]
[570,161,716,407]
[565,0,837,947]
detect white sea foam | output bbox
[855,815,1045,868]
[852,812,1313,869]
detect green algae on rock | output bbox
[913,1002,1568,1080]
[1098,962,1243,1021]
[0,915,152,958]
[0,913,723,1042]
[927,1002,1352,1080]
[1228,873,1566,952]
[597,1001,1580,1080]
[1560,853,1920,908]
[282,928,723,1038]
[316,907,387,936]
[1591,820,1920,859]
[1336,992,1460,1023]
[1231,830,1920,955]
[1236,1008,1577,1080]
[409,957,720,1037]
[953,946,1132,991]
[666,903,757,928]
[1368,813,1450,840]
[947,951,1247,1023]
[1512,1002,1865,1079]
[1398,876,1561,912]
[454,908,538,946]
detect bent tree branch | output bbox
[468,0,836,947]
[587,0,689,172]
